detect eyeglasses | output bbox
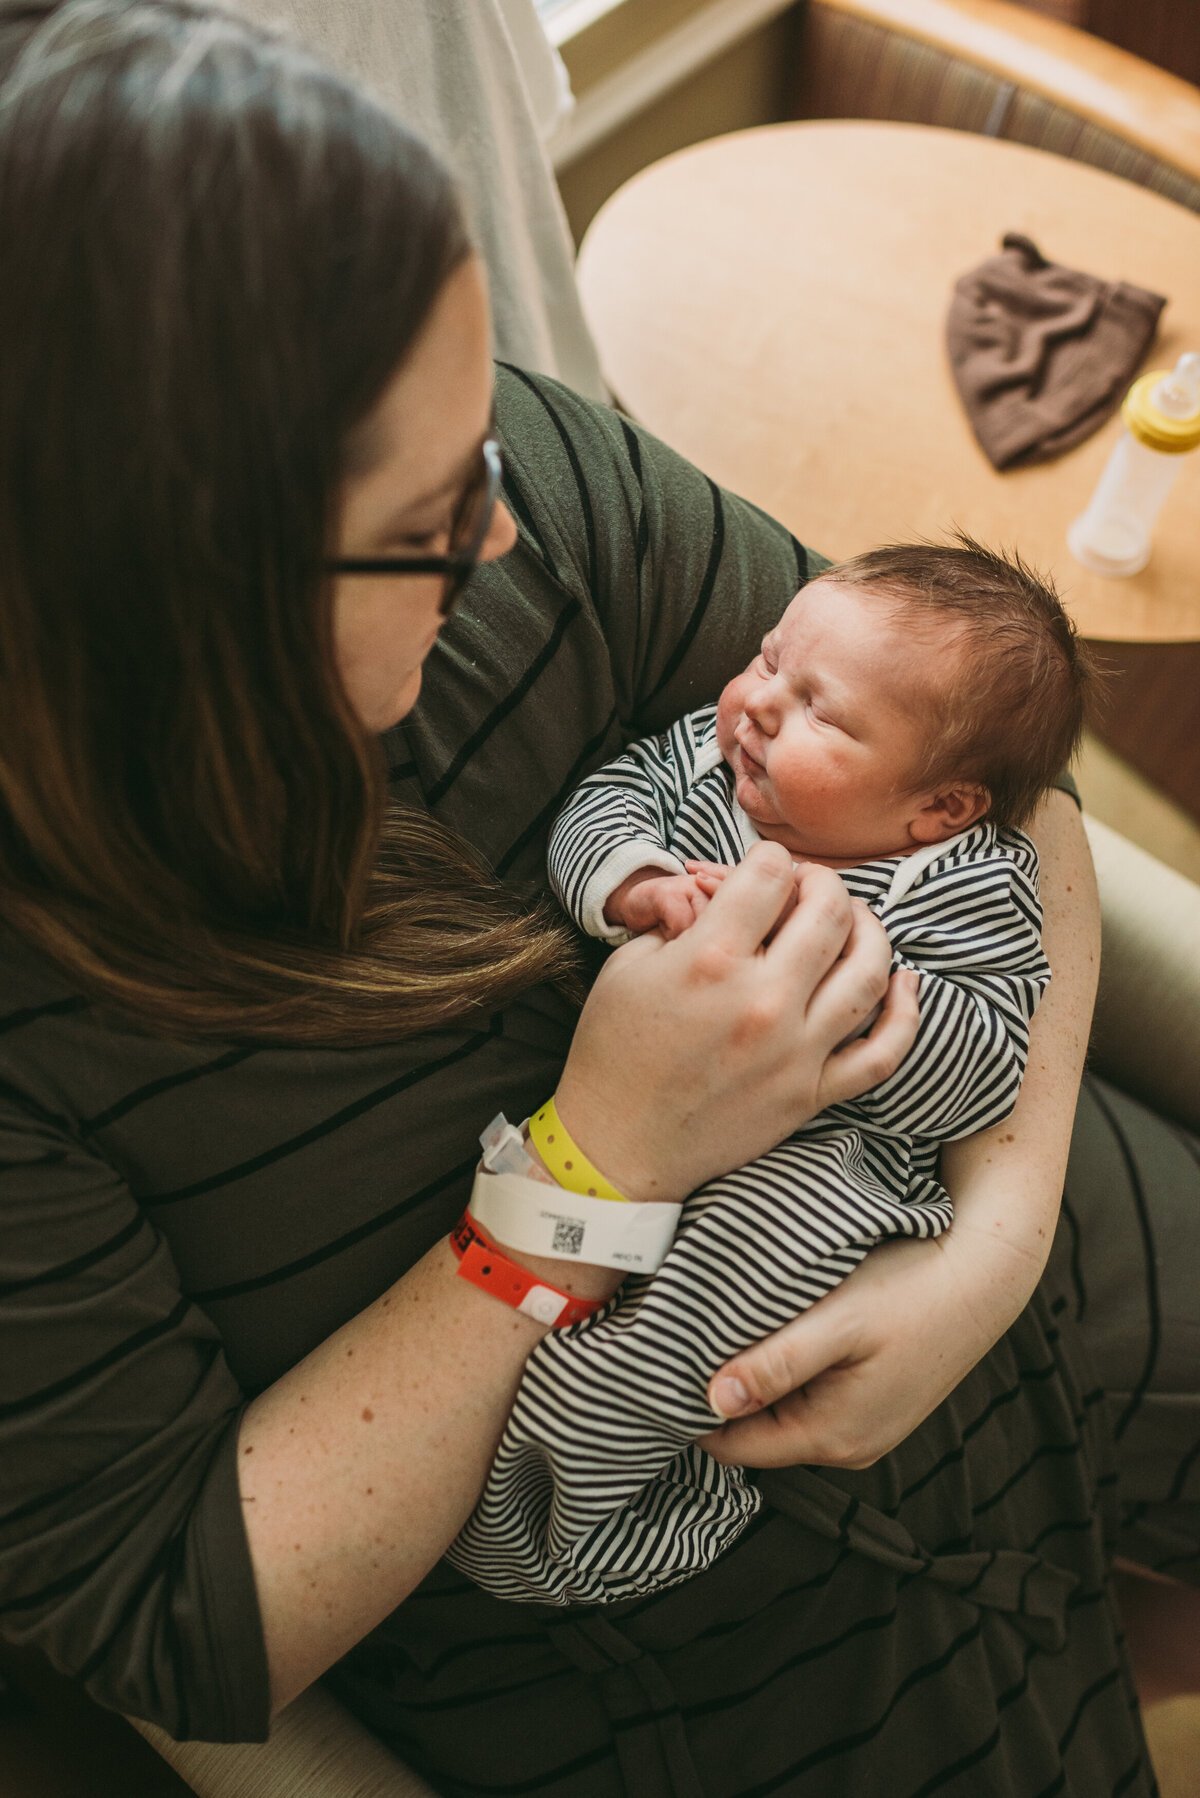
[327,435,504,617]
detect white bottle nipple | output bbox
[1150,352,1200,421]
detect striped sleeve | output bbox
[547,714,711,938]
[0,1088,269,1741]
[849,830,1051,1140]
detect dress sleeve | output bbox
[495,363,823,734]
[846,833,1051,1140]
[0,1089,270,1742]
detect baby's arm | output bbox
[548,711,713,940]
[846,832,1049,1140]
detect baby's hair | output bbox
[822,533,1095,830]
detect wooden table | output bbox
[577,121,1200,644]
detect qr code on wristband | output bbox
[552,1217,586,1257]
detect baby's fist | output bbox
[605,870,710,939]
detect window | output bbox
[534,0,627,47]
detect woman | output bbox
[0,3,1195,1792]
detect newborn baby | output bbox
[451,536,1091,1607]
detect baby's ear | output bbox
[908,783,990,843]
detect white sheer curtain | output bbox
[231,0,606,400]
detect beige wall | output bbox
[556,9,801,244]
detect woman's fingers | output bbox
[700,1230,1009,1471]
[701,1374,887,1471]
[699,1240,934,1469]
[700,1294,882,1469]
[683,859,733,882]
[801,895,892,1036]
[818,969,920,1109]
[685,840,801,956]
[757,861,859,999]
[705,1304,842,1426]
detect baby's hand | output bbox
[604,869,712,939]
[684,858,737,893]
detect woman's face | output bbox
[332,256,516,733]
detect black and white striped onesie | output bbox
[450,703,1050,1606]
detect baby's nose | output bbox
[745,686,775,729]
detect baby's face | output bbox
[715,578,957,865]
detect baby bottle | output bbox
[1067,351,1200,577]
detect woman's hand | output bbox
[699,1200,1044,1469]
[698,790,1100,1469]
[556,841,920,1203]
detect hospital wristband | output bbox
[527,1095,628,1201]
[449,1212,607,1327]
[469,1167,681,1274]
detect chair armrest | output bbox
[811,0,1200,181]
[127,1681,438,1798]
[1084,813,1200,1135]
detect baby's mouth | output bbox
[735,730,766,777]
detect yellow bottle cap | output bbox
[1122,369,1200,454]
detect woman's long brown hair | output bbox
[0,0,579,1044]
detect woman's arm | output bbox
[238,1236,608,1713]
[239,846,918,1710]
[701,789,1099,1467]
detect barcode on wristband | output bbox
[551,1216,586,1257]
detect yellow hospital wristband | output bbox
[527,1096,629,1202]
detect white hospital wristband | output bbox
[468,1168,682,1273]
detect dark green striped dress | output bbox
[0,365,1196,1792]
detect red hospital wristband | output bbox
[449,1213,607,1327]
